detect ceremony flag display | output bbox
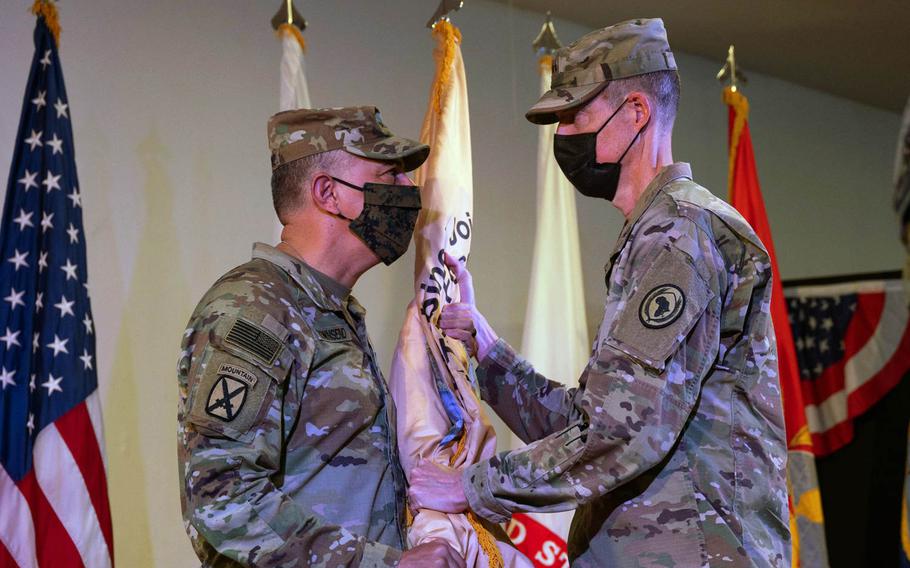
[0,3,113,567]
[388,20,529,568]
[505,51,589,568]
[784,279,910,454]
[724,85,827,567]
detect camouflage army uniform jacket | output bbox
[464,164,791,567]
[177,243,406,567]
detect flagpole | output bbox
[427,0,464,29]
[272,0,307,53]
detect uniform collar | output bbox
[251,243,363,316]
[614,162,693,252]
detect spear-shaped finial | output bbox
[427,0,464,29]
[532,11,562,57]
[716,45,748,91]
[271,0,306,32]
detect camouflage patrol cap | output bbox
[526,18,677,125]
[267,106,430,171]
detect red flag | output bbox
[724,86,826,567]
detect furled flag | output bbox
[504,26,588,568]
[273,11,311,242]
[0,2,114,567]
[388,20,531,568]
[276,19,310,114]
[724,85,827,567]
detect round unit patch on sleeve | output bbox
[639,284,686,329]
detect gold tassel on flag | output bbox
[388,5,530,566]
[276,23,306,52]
[30,0,60,46]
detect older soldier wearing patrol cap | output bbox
[177,106,465,568]
[409,18,791,567]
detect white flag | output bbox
[274,24,311,242]
[506,57,589,566]
[278,24,311,111]
[388,21,531,568]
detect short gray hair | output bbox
[602,70,680,132]
[270,149,352,223]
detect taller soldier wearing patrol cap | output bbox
[177,106,465,568]
[408,19,791,567]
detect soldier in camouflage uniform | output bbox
[409,19,791,567]
[177,106,465,567]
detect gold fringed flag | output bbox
[724,86,828,568]
[387,21,530,568]
[504,54,589,568]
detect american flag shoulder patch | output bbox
[225,318,282,365]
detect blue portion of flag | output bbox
[0,18,97,482]
[786,294,858,380]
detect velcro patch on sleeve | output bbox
[225,318,282,365]
[187,350,275,441]
[608,246,712,371]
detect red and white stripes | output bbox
[0,390,113,568]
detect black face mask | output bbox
[553,100,645,201]
[331,176,422,265]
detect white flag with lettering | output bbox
[389,21,531,568]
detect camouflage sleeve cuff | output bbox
[359,539,403,567]
[463,461,513,524]
[478,337,524,377]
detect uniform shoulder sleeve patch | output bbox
[186,349,276,441]
[608,246,714,370]
[638,284,686,329]
[225,318,282,364]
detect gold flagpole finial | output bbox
[271,0,306,32]
[532,12,562,57]
[716,44,748,92]
[427,0,464,29]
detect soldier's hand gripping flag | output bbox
[387,20,531,568]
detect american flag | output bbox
[786,278,910,456]
[0,12,113,567]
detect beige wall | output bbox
[0,1,903,565]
